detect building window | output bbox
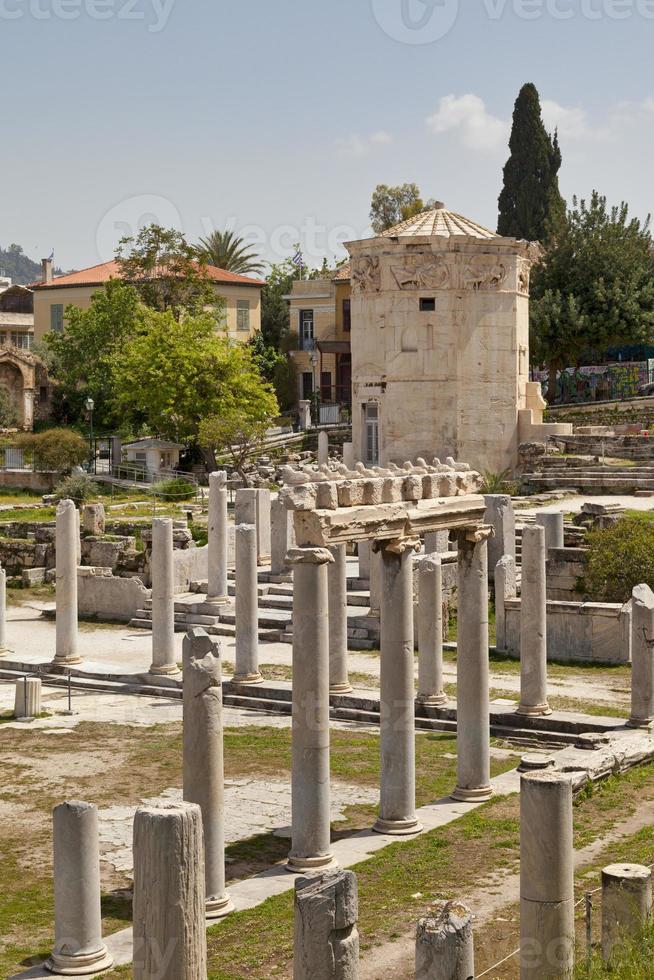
[419,298,436,312]
[342,299,351,332]
[39,386,48,403]
[50,303,64,332]
[320,372,332,401]
[364,403,379,465]
[302,372,313,400]
[299,309,314,350]
[11,332,32,349]
[236,299,250,331]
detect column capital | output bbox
[377,536,421,556]
[287,547,334,566]
[460,524,494,544]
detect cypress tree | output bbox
[497,83,566,243]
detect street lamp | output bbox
[85,396,95,472]
[310,351,319,425]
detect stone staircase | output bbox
[521,461,654,495]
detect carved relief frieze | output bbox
[461,257,508,291]
[351,255,382,293]
[390,253,451,290]
[517,259,531,295]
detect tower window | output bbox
[419,298,436,312]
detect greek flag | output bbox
[48,249,55,261]
[291,248,303,267]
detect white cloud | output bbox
[541,99,616,142]
[426,94,507,152]
[369,130,393,145]
[335,130,394,157]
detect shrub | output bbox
[480,468,519,496]
[53,473,101,507]
[150,477,196,502]
[582,516,654,602]
[18,428,89,474]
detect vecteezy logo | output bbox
[371,0,459,44]
[95,194,183,262]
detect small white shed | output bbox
[122,438,184,477]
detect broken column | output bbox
[374,539,422,835]
[54,499,81,665]
[0,565,8,655]
[494,554,516,653]
[82,502,105,536]
[415,901,475,980]
[517,525,551,717]
[424,530,450,555]
[207,470,229,603]
[602,863,652,962]
[343,442,355,469]
[271,496,294,577]
[287,547,336,872]
[294,870,359,980]
[417,555,447,707]
[234,523,262,684]
[328,543,352,694]
[520,771,575,979]
[629,584,654,728]
[14,676,41,719]
[535,511,564,552]
[149,518,180,676]
[358,540,370,580]
[46,801,113,975]
[452,530,492,802]
[133,802,207,980]
[483,494,515,580]
[318,430,329,466]
[235,487,270,564]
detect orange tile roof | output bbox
[332,263,351,281]
[30,259,265,289]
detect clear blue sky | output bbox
[3,0,654,271]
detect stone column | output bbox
[494,554,516,653]
[629,584,654,728]
[415,901,475,980]
[23,387,35,430]
[318,430,329,466]
[602,863,652,962]
[256,487,271,564]
[484,495,515,580]
[149,518,179,676]
[293,870,359,980]
[0,565,8,655]
[343,442,354,469]
[82,502,105,536]
[357,540,370,580]
[46,801,113,975]
[183,628,233,919]
[520,771,575,980]
[452,530,492,803]
[235,487,257,525]
[271,497,292,577]
[14,676,41,719]
[517,525,551,717]
[54,499,81,665]
[75,505,81,566]
[424,530,450,555]
[368,546,381,617]
[299,399,312,430]
[417,555,447,707]
[133,802,207,980]
[287,547,336,872]
[234,523,262,684]
[535,511,564,552]
[374,539,422,836]
[328,543,351,694]
[207,471,229,603]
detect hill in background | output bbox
[0,244,63,285]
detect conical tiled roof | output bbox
[381,202,499,240]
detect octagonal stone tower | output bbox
[346,203,562,473]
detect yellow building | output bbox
[31,258,264,343]
[287,266,352,421]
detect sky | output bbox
[3,0,654,272]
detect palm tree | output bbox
[196,230,265,277]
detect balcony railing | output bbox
[299,336,316,352]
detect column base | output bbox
[52,655,83,666]
[372,816,423,836]
[232,672,264,685]
[515,703,553,717]
[330,682,353,694]
[286,852,338,874]
[416,692,449,707]
[46,944,113,975]
[205,595,230,606]
[206,893,235,919]
[148,663,181,676]
[451,785,493,803]
[627,717,654,730]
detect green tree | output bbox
[370,183,430,234]
[0,386,19,429]
[260,258,297,348]
[17,428,89,474]
[195,230,265,277]
[531,193,654,401]
[583,517,654,602]
[116,224,216,318]
[497,83,566,243]
[198,378,279,485]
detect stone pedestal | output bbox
[299,400,312,431]
[342,442,355,469]
[183,628,233,919]
[82,503,105,536]
[535,511,564,552]
[0,566,8,655]
[452,531,492,803]
[415,901,475,980]
[484,495,515,580]
[494,554,516,653]
[629,584,654,728]
[520,771,575,980]
[318,430,329,466]
[517,525,551,717]
[150,518,180,676]
[287,547,336,872]
[234,523,262,684]
[424,530,449,555]
[328,544,351,694]
[207,471,229,603]
[14,676,41,720]
[602,863,652,962]
[271,497,293,577]
[417,555,447,707]
[133,803,207,980]
[47,801,113,976]
[293,871,359,980]
[374,540,422,836]
[54,500,81,666]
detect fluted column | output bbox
[207,471,229,603]
[417,554,447,706]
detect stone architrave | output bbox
[207,471,229,603]
[293,871,359,980]
[628,584,654,728]
[452,530,492,802]
[287,547,336,872]
[318,431,329,466]
[517,525,551,717]
[494,554,516,653]
[149,518,180,676]
[0,565,8,655]
[415,901,475,980]
[234,523,263,684]
[374,539,422,835]
[54,499,81,665]
[47,801,113,975]
[14,676,41,719]
[417,555,447,707]
[328,543,352,694]
[484,495,515,580]
[271,497,294,577]
[183,628,233,919]
[520,771,575,980]
[601,863,652,963]
[535,511,564,552]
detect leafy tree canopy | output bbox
[370,183,433,234]
[196,230,265,277]
[17,428,89,475]
[198,377,279,485]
